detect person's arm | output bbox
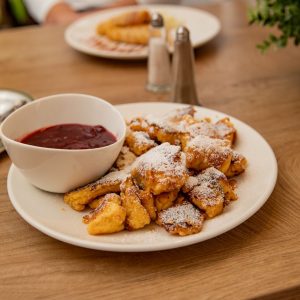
[23,0,61,23]
[24,0,137,25]
[44,2,80,25]
[46,0,137,25]
[24,0,80,24]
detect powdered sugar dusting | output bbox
[128,117,149,131]
[215,122,235,137]
[198,167,226,183]
[187,135,230,150]
[134,143,187,176]
[190,183,222,205]
[91,168,130,187]
[145,112,188,134]
[145,114,180,133]
[131,131,156,147]
[159,201,202,228]
[164,106,196,119]
[232,150,245,162]
[115,146,136,170]
[188,167,226,205]
[188,122,217,138]
[187,121,234,139]
[183,176,199,192]
[186,135,233,168]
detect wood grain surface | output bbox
[0,0,300,299]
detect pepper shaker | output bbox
[146,13,171,93]
[171,26,200,105]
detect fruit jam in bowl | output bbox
[0,94,126,193]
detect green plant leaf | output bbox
[248,0,300,52]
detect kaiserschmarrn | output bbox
[64,106,247,236]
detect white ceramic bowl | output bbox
[0,94,126,193]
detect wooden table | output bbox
[0,1,299,299]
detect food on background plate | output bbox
[97,10,151,45]
[64,106,247,236]
[96,10,181,46]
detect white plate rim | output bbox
[7,102,278,252]
[64,5,221,60]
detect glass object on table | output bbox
[146,12,171,93]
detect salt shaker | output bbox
[146,13,171,93]
[171,26,200,105]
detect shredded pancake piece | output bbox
[114,146,137,170]
[127,107,196,145]
[157,199,205,236]
[131,142,188,195]
[64,168,130,211]
[186,167,237,218]
[83,193,126,235]
[126,131,156,156]
[128,117,149,132]
[183,135,232,173]
[120,176,151,230]
[186,118,236,146]
[155,189,179,212]
[225,151,247,177]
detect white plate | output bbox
[7,102,277,252]
[65,5,220,59]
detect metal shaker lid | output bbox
[151,13,164,28]
[176,26,190,42]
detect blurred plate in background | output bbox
[65,5,220,60]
